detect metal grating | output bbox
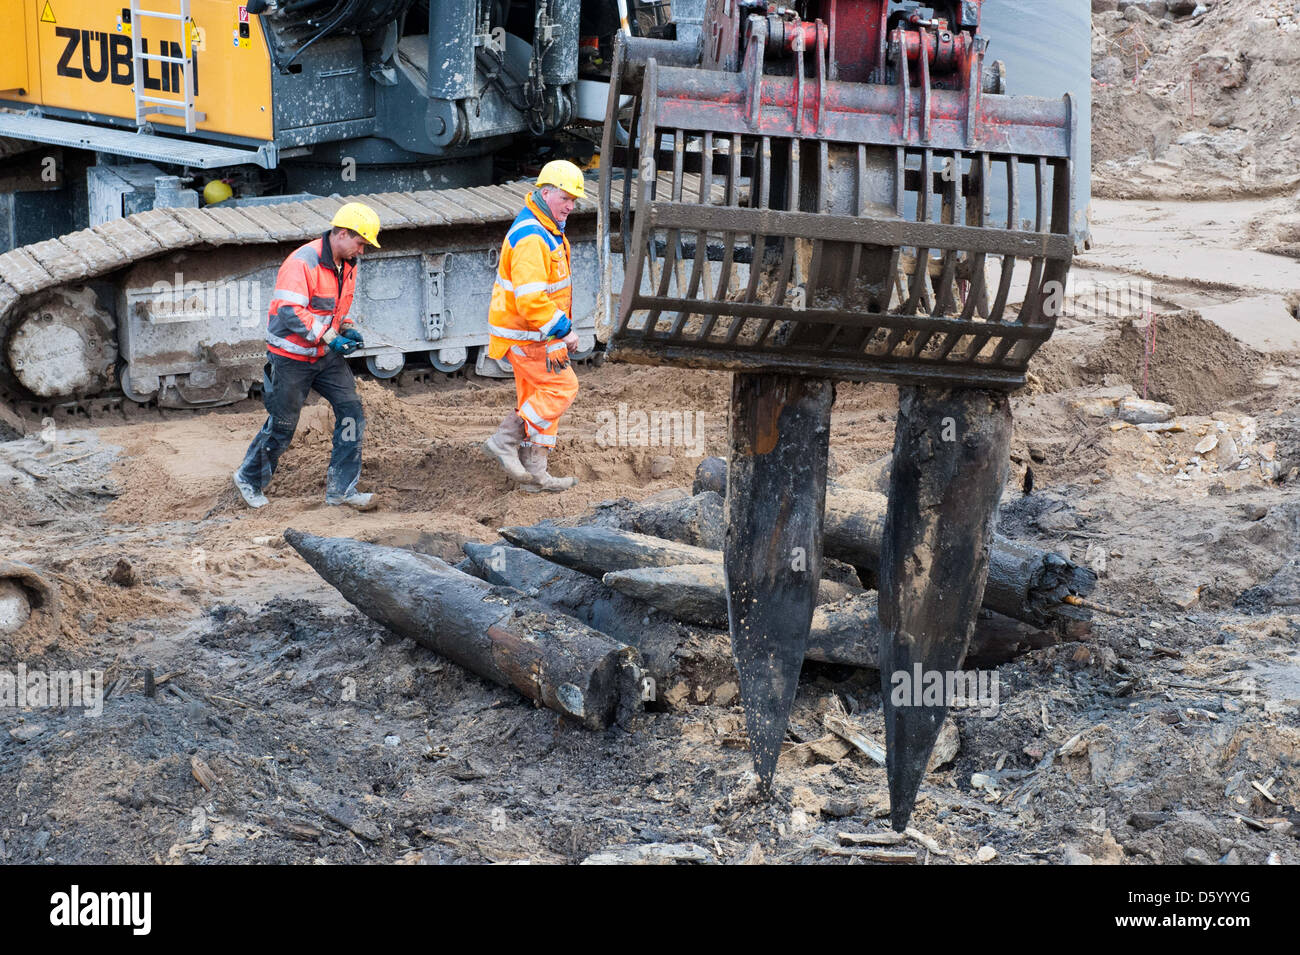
[607,58,1076,391]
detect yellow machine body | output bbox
[0,0,273,141]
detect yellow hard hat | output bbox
[202,179,233,205]
[536,159,585,199]
[331,201,382,248]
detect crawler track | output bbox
[0,180,603,433]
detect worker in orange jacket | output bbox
[233,202,382,510]
[482,160,584,492]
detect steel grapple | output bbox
[599,0,1077,390]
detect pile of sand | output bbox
[1034,311,1266,413]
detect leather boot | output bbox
[482,412,534,483]
[519,444,577,492]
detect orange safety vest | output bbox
[266,234,357,362]
[487,192,573,361]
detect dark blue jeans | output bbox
[236,351,365,499]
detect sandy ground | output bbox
[1,4,1299,865]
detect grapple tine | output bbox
[725,373,832,792]
[879,386,1013,830]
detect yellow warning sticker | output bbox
[40,1,56,24]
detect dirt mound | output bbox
[0,561,188,662]
[1092,0,1300,199]
[1034,311,1266,413]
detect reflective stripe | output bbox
[530,433,556,447]
[266,332,318,357]
[309,295,336,310]
[273,288,309,306]
[546,341,567,353]
[488,323,544,342]
[507,220,558,250]
[272,304,305,331]
[510,345,527,357]
[539,310,565,336]
[518,401,552,429]
[293,245,321,268]
[309,316,329,341]
[497,276,563,299]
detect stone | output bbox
[109,557,138,587]
[9,723,46,742]
[1236,503,1267,521]
[1215,434,1240,470]
[822,797,857,819]
[650,456,675,479]
[1128,811,1169,831]
[976,845,997,862]
[0,580,31,633]
[1118,397,1175,425]
[712,682,738,706]
[1092,56,1126,85]
[1062,845,1094,865]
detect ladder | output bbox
[129,0,206,134]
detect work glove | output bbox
[340,326,365,347]
[328,335,359,356]
[545,342,570,374]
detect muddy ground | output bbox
[4,217,1299,863]
[2,2,1300,865]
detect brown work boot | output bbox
[519,444,577,493]
[482,413,535,484]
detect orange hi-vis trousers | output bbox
[506,340,579,447]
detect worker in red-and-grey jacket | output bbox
[233,202,381,510]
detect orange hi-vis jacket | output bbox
[266,233,357,362]
[487,191,573,360]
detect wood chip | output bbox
[190,756,218,791]
[905,827,949,856]
[822,714,885,766]
[812,839,917,863]
[838,830,906,846]
[288,775,381,841]
[580,843,711,865]
[1250,779,1279,804]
